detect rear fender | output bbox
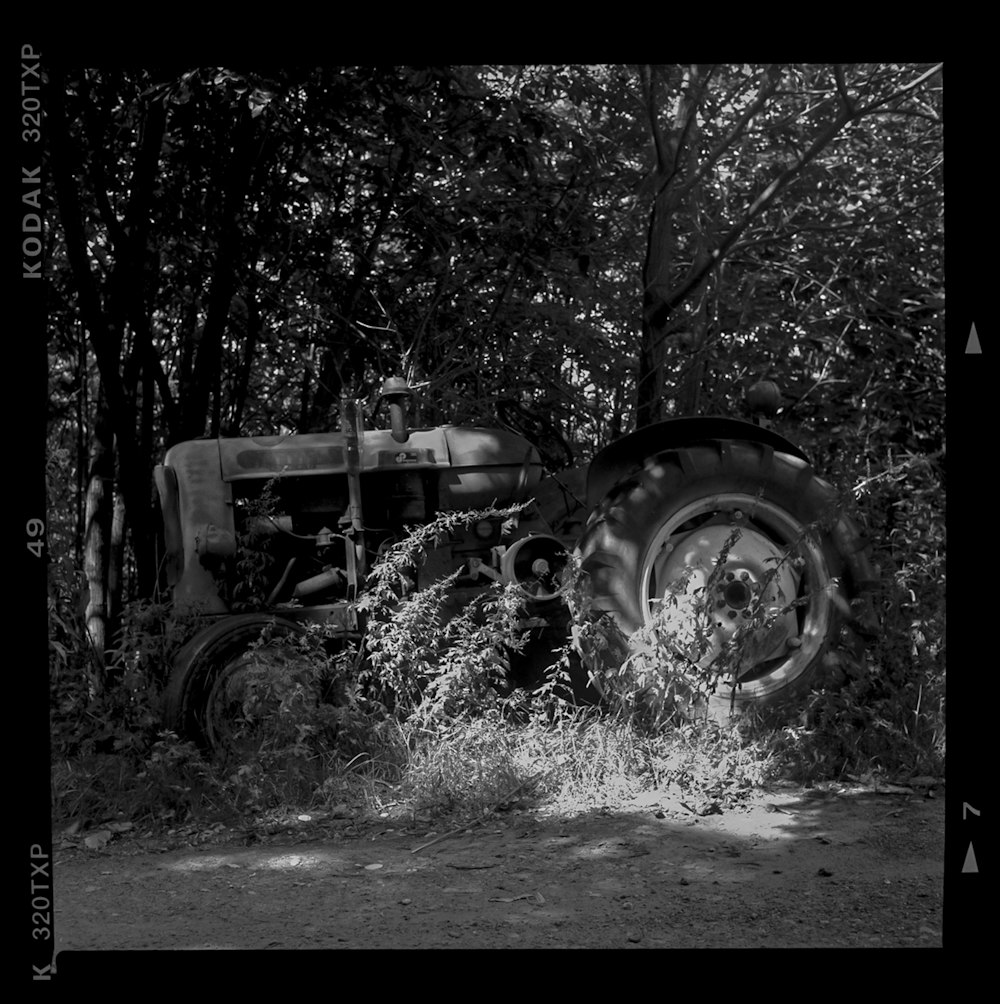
[586,417,811,509]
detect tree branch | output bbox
[646,86,859,339]
[679,64,784,202]
[639,64,671,175]
[855,62,943,116]
[833,64,856,114]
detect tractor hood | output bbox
[217,428,450,481]
[211,425,539,482]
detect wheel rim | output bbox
[638,492,834,699]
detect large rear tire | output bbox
[577,440,874,716]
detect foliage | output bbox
[397,713,535,820]
[50,597,217,823]
[787,452,944,781]
[230,479,282,611]
[50,599,199,762]
[358,504,531,717]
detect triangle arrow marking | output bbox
[966,322,982,354]
[962,842,978,873]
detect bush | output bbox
[50,597,222,825]
[358,504,532,720]
[751,448,945,783]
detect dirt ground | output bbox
[51,779,943,960]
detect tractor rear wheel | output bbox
[577,440,874,716]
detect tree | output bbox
[46,65,289,652]
[631,63,942,427]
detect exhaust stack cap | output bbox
[746,380,782,416]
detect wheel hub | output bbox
[722,578,752,609]
[647,522,801,673]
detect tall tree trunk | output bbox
[107,490,127,658]
[229,277,260,433]
[635,64,789,426]
[75,322,88,568]
[637,188,675,427]
[677,291,710,416]
[180,107,259,441]
[636,65,709,426]
[311,141,414,427]
[298,339,315,432]
[83,387,115,683]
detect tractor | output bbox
[155,377,876,752]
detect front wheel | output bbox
[577,440,874,716]
[163,614,333,757]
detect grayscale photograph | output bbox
[28,61,949,962]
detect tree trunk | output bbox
[637,188,675,427]
[83,387,115,683]
[637,65,705,426]
[75,322,88,568]
[229,278,260,433]
[676,291,710,416]
[634,64,793,426]
[180,107,260,442]
[106,489,127,659]
[311,142,414,426]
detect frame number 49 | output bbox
[26,518,45,558]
